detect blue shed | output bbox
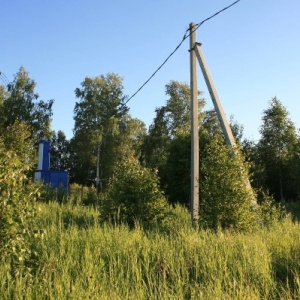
[34,139,68,189]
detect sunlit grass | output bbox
[1,202,300,299]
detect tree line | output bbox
[1,67,300,226]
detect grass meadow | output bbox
[1,199,300,299]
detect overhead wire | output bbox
[123,0,241,107]
[1,1,241,115]
[1,71,9,83]
[0,71,9,86]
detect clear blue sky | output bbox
[1,0,299,141]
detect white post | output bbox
[38,141,44,170]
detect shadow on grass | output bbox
[284,202,300,222]
[62,209,98,229]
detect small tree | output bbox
[257,97,300,201]
[101,158,169,229]
[200,134,257,231]
[0,126,41,276]
[2,120,35,168]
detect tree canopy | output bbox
[257,97,300,201]
[1,66,299,232]
[71,73,146,189]
[0,66,54,141]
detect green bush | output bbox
[38,183,98,206]
[101,157,169,229]
[38,183,68,204]
[200,134,258,231]
[0,142,41,276]
[82,186,98,206]
[67,184,98,206]
[256,191,287,228]
[156,204,194,235]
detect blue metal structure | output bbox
[34,139,68,189]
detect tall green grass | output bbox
[1,202,300,299]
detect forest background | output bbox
[1,62,300,298]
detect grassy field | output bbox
[1,202,300,299]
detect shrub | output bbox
[101,157,169,229]
[256,191,287,228]
[38,183,68,204]
[0,142,41,276]
[82,186,98,206]
[67,184,98,206]
[200,134,258,231]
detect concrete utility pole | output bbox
[96,141,101,193]
[189,23,199,223]
[194,43,236,147]
[194,42,256,204]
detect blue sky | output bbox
[1,0,299,141]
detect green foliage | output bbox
[229,115,245,145]
[99,115,147,189]
[101,158,169,229]
[155,204,193,235]
[1,120,36,168]
[37,183,68,204]
[37,183,99,207]
[0,85,9,131]
[73,73,128,135]
[256,193,287,228]
[164,80,205,137]
[284,201,300,221]
[67,183,98,206]
[257,97,300,201]
[81,186,98,206]
[71,73,145,188]
[143,81,205,199]
[69,131,95,185]
[165,133,191,206]
[0,66,54,141]
[50,130,71,171]
[0,139,41,276]
[142,106,170,187]
[200,134,257,231]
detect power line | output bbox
[0,70,9,82]
[0,77,6,86]
[194,0,241,37]
[0,77,8,86]
[0,70,10,86]
[1,71,9,83]
[124,0,241,106]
